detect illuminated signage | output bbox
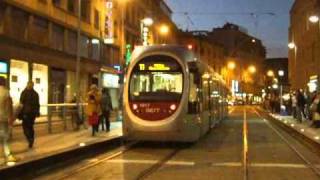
[138,63,171,71]
[104,1,114,44]
[0,62,8,73]
[102,73,119,88]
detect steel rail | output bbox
[243,107,249,180]
[135,147,184,180]
[56,141,137,180]
[253,108,320,178]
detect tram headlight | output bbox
[170,104,177,111]
[133,104,138,110]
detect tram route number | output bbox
[138,103,161,113]
[145,108,161,113]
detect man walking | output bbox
[100,88,113,132]
[296,89,306,123]
[20,81,40,148]
[0,77,15,162]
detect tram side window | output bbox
[202,78,209,111]
[188,73,199,114]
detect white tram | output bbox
[123,45,229,142]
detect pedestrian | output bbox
[291,92,297,118]
[0,77,16,163]
[310,92,320,128]
[100,88,113,132]
[86,85,101,136]
[19,81,40,148]
[296,89,306,123]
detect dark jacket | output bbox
[20,88,40,116]
[297,92,306,108]
[101,93,112,112]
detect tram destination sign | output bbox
[134,55,182,72]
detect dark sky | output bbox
[165,0,294,58]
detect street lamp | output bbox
[248,65,256,74]
[267,70,274,77]
[288,42,296,49]
[159,24,169,35]
[309,15,319,23]
[142,17,154,26]
[227,61,236,70]
[278,70,285,115]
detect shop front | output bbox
[308,75,319,93]
[0,60,9,82]
[10,59,49,115]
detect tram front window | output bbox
[130,72,183,101]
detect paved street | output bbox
[33,106,320,180]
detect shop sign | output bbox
[0,61,8,73]
[103,73,119,88]
[104,0,114,44]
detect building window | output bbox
[91,39,100,61]
[67,0,75,13]
[81,0,91,22]
[52,0,61,7]
[51,24,64,51]
[30,16,49,46]
[67,30,77,55]
[0,3,6,34]
[94,9,99,29]
[80,35,89,58]
[8,7,28,40]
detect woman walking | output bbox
[86,85,101,136]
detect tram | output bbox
[123,45,229,142]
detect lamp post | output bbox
[278,70,285,115]
[75,0,81,113]
[141,17,154,45]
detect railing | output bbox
[42,103,87,133]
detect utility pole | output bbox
[75,0,81,112]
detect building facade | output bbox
[178,31,226,74]
[0,0,177,114]
[289,0,320,92]
[208,23,266,96]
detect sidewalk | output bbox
[0,121,122,168]
[269,113,320,144]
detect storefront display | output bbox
[32,63,48,115]
[10,59,29,105]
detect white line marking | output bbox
[251,163,307,169]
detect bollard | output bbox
[48,107,52,133]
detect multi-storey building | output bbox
[208,23,266,96]
[289,0,320,92]
[178,30,226,74]
[0,0,177,114]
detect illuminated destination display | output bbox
[133,55,182,72]
[139,63,171,71]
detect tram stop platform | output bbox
[268,113,320,146]
[0,118,123,176]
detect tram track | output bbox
[252,107,320,179]
[51,141,188,180]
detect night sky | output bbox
[165,0,294,58]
